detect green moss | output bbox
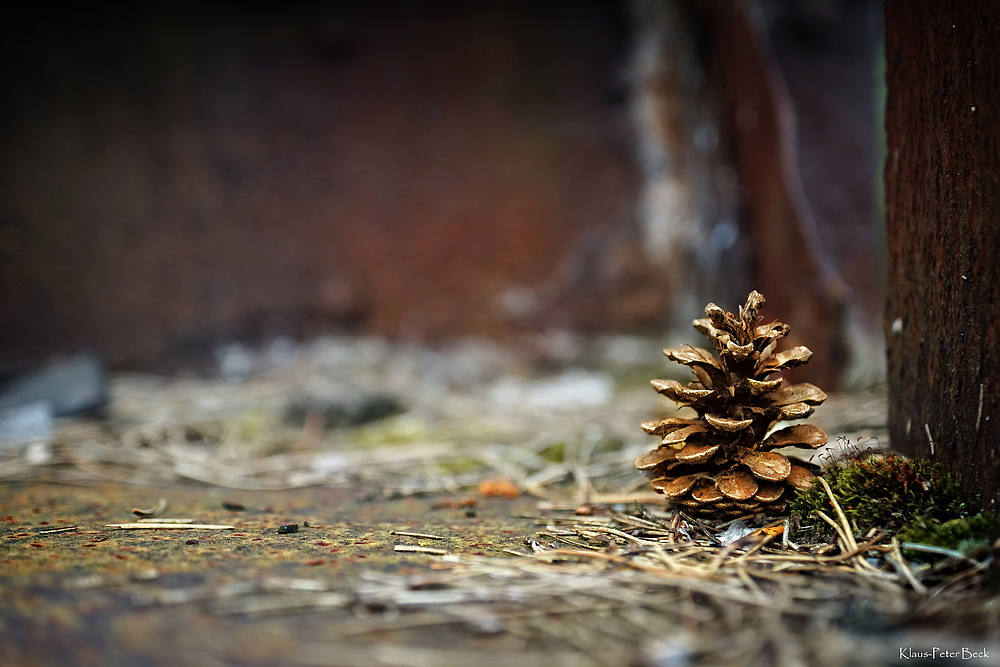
[790,454,976,541]
[538,437,629,464]
[899,512,1000,557]
[537,442,567,463]
[433,458,485,475]
[350,415,434,445]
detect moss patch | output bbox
[898,512,1000,557]
[790,454,977,542]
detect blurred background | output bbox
[7,7,1000,665]
[0,0,883,389]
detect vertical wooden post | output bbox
[884,1,1000,507]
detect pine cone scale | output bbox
[661,424,708,445]
[763,424,828,449]
[717,470,758,500]
[640,417,701,436]
[675,443,720,464]
[704,414,754,431]
[740,451,792,481]
[753,482,785,503]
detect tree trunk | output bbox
[884,1,1000,508]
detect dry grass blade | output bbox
[105,523,235,530]
[393,545,449,555]
[390,531,448,540]
[132,497,168,517]
[885,538,928,594]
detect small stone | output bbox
[0,401,53,445]
[276,524,299,534]
[0,352,108,417]
[488,369,614,411]
[284,381,406,429]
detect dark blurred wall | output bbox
[0,1,884,386]
[0,2,640,366]
[764,0,883,320]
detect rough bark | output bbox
[884,1,1000,508]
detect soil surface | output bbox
[0,481,544,666]
[0,338,899,665]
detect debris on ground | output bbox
[1,335,943,666]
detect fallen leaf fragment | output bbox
[478,478,521,499]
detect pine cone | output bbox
[636,291,828,519]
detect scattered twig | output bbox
[389,531,448,540]
[393,545,449,555]
[900,542,979,563]
[886,538,928,594]
[36,525,79,535]
[106,523,235,530]
[813,476,881,573]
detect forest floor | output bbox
[1,336,994,666]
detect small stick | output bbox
[814,511,880,573]
[537,532,600,551]
[393,545,448,555]
[389,531,448,540]
[541,492,666,507]
[887,539,927,594]
[924,423,935,456]
[106,523,234,530]
[500,548,528,557]
[815,510,852,553]
[137,518,195,524]
[37,526,79,535]
[732,529,779,557]
[900,542,975,562]
[607,510,663,531]
[587,524,658,547]
[815,477,860,553]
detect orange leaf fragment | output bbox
[478,479,521,499]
